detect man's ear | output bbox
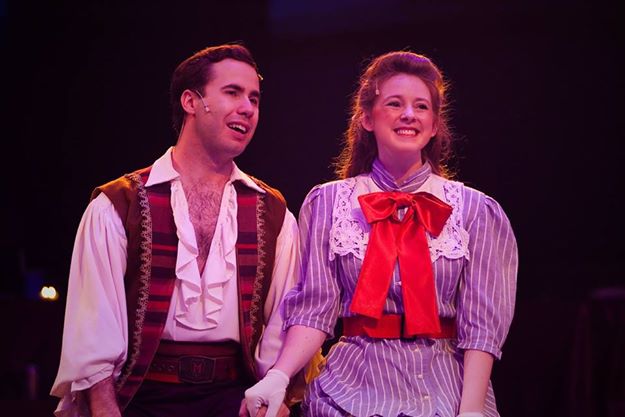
[180,90,197,115]
[361,112,374,132]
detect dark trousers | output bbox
[123,379,247,417]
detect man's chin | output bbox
[227,141,252,159]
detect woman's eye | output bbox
[227,90,238,96]
[416,103,429,110]
[386,101,400,107]
[250,97,259,106]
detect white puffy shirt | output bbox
[51,147,299,417]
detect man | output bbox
[51,44,299,417]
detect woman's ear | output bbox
[431,120,438,138]
[361,112,374,132]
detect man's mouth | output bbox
[228,123,248,134]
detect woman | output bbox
[243,51,518,417]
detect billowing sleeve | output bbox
[50,193,129,417]
[282,184,341,337]
[456,189,518,360]
[254,209,300,377]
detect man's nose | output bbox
[238,98,255,118]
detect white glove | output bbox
[245,369,290,417]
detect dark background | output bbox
[1,0,623,416]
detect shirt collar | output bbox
[230,163,266,194]
[145,147,180,186]
[370,158,432,193]
[145,146,265,194]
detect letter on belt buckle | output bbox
[178,355,216,384]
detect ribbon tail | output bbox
[350,222,397,319]
[398,223,441,337]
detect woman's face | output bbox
[362,73,437,166]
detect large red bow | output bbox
[350,191,452,337]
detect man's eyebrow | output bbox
[221,83,261,98]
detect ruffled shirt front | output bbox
[147,148,261,336]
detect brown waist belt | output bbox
[145,340,243,384]
[343,314,456,339]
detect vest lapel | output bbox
[117,169,177,409]
[234,181,262,380]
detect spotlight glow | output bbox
[40,286,59,301]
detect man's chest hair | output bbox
[183,180,224,254]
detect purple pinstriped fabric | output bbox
[283,160,518,417]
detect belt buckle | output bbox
[178,355,216,384]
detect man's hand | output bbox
[238,400,290,417]
[242,369,290,417]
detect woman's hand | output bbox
[242,369,290,417]
[241,325,326,417]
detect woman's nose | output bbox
[400,106,415,121]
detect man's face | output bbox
[193,58,260,159]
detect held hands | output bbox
[243,369,290,417]
[238,401,290,417]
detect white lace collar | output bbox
[329,174,470,262]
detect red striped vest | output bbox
[92,166,286,409]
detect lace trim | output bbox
[328,177,469,262]
[328,178,368,261]
[428,180,470,261]
[251,194,266,338]
[116,172,152,392]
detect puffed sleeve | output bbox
[455,188,518,359]
[282,184,341,337]
[254,209,300,377]
[50,193,129,417]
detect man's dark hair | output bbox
[169,44,259,133]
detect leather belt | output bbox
[145,340,243,384]
[343,314,456,339]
